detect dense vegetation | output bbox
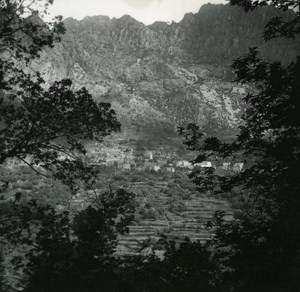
[0,0,133,290]
[178,0,300,290]
[1,0,299,291]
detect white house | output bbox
[145,151,154,160]
[176,160,192,168]
[194,161,212,168]
[232,163,244,172]
[153,165,161,172]
[123,163,131,170]
[222,162,231,170]
[166,167,175,173]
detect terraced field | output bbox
[0,163,233,257]
[115,175,233,256]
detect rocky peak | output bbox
[117,14,140,24]
[82,15,111,24]
[63,17,80,26]
[31,4,299,148]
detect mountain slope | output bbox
[30,4,299,147]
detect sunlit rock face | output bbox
[30,4,299,145]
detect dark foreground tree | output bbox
[0,1,125,290]
[21,189,135,292]
[114,238,216,292]
[0,0,120,189]
[179,1,300,291]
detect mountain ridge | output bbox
[30,4,299,148]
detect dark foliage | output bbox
[0,0,120,190]
[0,72,120,189]
[2,0,300,291]
[0,1,124,290]
[109,238,217,292]
[22,189,135,292]
[0,0,65,61]
[180,0,300,291]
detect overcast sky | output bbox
[48,0,225,25]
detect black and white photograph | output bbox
[0,0,299,291]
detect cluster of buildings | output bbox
[2,142,244,175]
[86,143,244,173]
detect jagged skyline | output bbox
[48,0,225,25]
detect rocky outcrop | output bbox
[30,4,299,146]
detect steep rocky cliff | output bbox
[30,4,299,147]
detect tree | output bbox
[179,1,300,291]
[15,189,135,292]
[0,0,120,189]
[105,237,216,292]
[157,238,216,292]
[0,0,65,58]
[0,1,127,290]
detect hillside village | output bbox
[86,141,244,173]
[1,142,243,258]
[65,141,243,256]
